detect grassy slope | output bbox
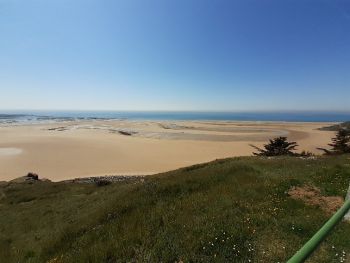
[0,156,350,263]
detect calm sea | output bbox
[0,111,350,124]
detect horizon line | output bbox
[1,109,350,113]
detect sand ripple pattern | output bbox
[45,121,291,142]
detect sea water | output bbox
[0,110,350,125]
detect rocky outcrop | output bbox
[9,173,51,184]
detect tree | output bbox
[250,137,298,156]
[318,129,350,155]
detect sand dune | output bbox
[0,120,335,181]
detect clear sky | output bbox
[0,0,349,111]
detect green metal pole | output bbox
[287,199,350,263]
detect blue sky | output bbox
[0,0,349,111]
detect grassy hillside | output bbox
[1,156,350,263]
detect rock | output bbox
[118,130,133,136]
[10,172,40,183]
[26,172,39,180]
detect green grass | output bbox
[1,155,350,262]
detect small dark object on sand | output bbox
[118,131,132,136]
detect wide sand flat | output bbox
[0,120,335,181]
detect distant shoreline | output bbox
[1,111,350,124]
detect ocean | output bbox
[0,110,350,124]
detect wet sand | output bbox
[0,120,335,181]
[0,148,23,156]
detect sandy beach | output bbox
[0,120,336,181]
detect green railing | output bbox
[287,199,350,263]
